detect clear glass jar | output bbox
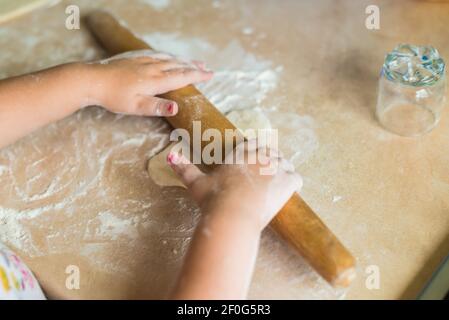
[376,44,446,137]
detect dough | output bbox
[147,108,272,188]
[147,142,187,188]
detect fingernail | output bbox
[166,102,176,114]
[167,152,180,165]
[167,102,174,114]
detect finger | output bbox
[153,61,191,71]
[245,139,259,152]
[244,139,280,156]
[155,68,213,94]
[167,152,205,187]
[132,56,159,64]
[267,148,282,159]
[135,51,174,61]
[232,139,257,160]
[163,67,213,77]
[244,140,282,162]
[153,59,208,71]
[191,60,208,71]
[106,50,173,64]
[146,52,175,60]
[135,96,178,117]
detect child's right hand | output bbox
[167,140,302,232]
[85,50,213,117]
[169,141,301,299]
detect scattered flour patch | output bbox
[0,165,8,176]
[0,26,320,284]
[143,32,319,187]
[332,195,343,203]
[80,242,130,275]
[143,33,215,61]
[142,33,281,114]
[121,135,147,147]
[199,41,280,114]
[267,112,319,167]
[212,0,221,8]
[242,27,254,35]
[96,211,139,241]
[80,243,105,257]
[139,0,171,10]
[0,207,46,256]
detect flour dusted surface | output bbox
[0,0,343,299]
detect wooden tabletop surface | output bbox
[0,0,448,299]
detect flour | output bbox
[333,195,343,203]
[0,12,97,79]
[89,211,139,241]
[142,32,304,189]
[144,32,306,187]
[266,112,318,167]
[0,109,170,259]
[139,0,171,10]
[0,205,62,256]
[1,29,317,245]
[226,108,272,139]
[0,12,321,294]
[242,27,255,36]
[0,165,8,176]
[143,33,281,114]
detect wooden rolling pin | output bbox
[85,11,356,287]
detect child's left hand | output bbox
[85,50,213,117]
[0,50,213,148]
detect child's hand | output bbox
[169,141,302,299]
[168,140,302,232]
[87,50,213,117]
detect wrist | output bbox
[52,62,90,111]
[63,62,103,109]
[203,206,263,236]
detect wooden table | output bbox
[0,0,448,299]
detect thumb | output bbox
[167,151,205,187]
[136,96,178,117]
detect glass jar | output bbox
[376,44,446,137]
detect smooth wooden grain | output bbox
[85,11,356,287]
